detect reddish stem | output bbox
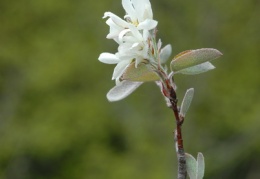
[164,78,187,179]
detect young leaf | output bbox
[196,153,205,179]
[185,153,197,179]
[170,48,222,72]
[180,88,194,117]
[121,62,159,82]
[176,62,215,75]
[106,81,143,102]
[160,44,172,64]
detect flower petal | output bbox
[132,0,152,21]
[98,53,120,64]
[122,0,137,22]
[112,60,131,80]
[128,24,143,41]
[143,30,150,41]
[103,12,129,28]
[106,18,123,39]
[143,3,153,20]
[118,29,131,43]
[137,19,157,30]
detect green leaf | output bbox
[180,88,194,117]
[121,62,159,82]
[106,81,143,102]
[160,44,172,64]
[177,62,215,75]
[196,153,205,179]
[170,48,222,72]
[185,153,197,179]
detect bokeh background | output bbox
[0,0,259,178]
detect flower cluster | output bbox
[99,0,222,102]
[98,0,171,85]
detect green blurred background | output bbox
[0,0,259,178]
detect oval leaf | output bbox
[180,88,194,117]
[171,48,222,72]
[185,153,197,179]
[121,62,159,82]
[106,81,143,102]
[196,153,205,179]
[177,62,215,75]
[160,44,172,64]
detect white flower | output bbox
[98,27,150,84]
[117,25,151,64]
[103,0,158,42]
[98,52,130,81]
[99,0,160,95]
